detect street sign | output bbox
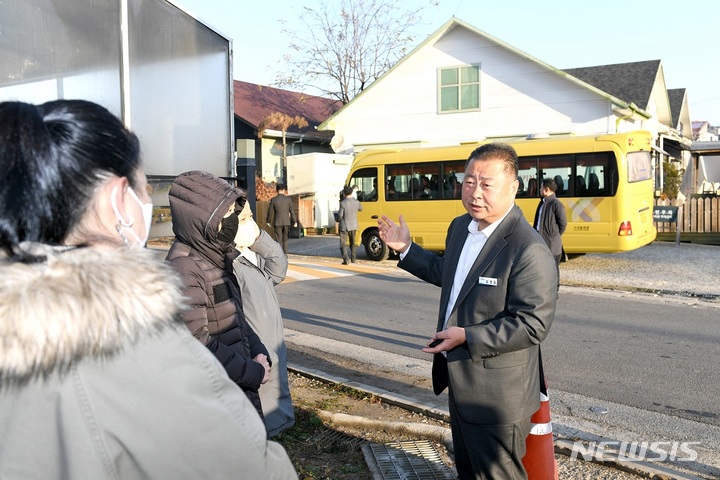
[653,206,678,223]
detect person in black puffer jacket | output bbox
[166,170,271,420]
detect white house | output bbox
[319,17,692,193]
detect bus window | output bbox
[387,164,412,200]
[415,163,441,199]
[577,153,613,196]
[517,158,538,198]
[349,168,377,202]
[386,175,399,200]
[442,161,465,198]
[386,163,442,200]
[539,155,572,197]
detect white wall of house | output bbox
[259,137,283,183]
[328,24,634,151]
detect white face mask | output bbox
[111,186,153,247]
[234,202,260,248]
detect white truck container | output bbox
[0,0,234,238]
[286,153,353,230]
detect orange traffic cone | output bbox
[522,390,559,480]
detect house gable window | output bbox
[439,65,480,113]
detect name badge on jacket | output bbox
[478,276,497,286]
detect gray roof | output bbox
[667,88,686,129]
[563,60,661,110]
[690,141,720,152]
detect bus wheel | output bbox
[363,229,389,261]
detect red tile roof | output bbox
[233,80,342,140]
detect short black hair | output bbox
[466,142,519,178]
[541,178,558,192]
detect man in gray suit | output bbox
[338,185,362,264]
[378,142,557,479]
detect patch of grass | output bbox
[276,408,324,445]
[275,406,369,479]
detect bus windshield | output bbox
[627,151,652,182]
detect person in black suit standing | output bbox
[266,183,297,254]
[533,177,567,292]
[378,142,557,479]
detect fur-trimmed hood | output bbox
[0,244,186,381]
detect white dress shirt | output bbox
[399,206,514,330]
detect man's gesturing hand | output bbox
[377,214,411,253]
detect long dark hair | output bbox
[0,100,141,257]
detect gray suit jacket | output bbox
[338,197,362,232]
[399,205,557,425]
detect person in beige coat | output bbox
[232,202,295,436]
[0,99,296,479]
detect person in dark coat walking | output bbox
[266,184,297,254]
[166,171,271,419]
[533,177,567,291]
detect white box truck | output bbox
[0,0,234,239]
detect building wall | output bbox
[330,25,620,150]
[256,136,335,184]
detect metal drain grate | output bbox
[311,428,368,450]
[363,440,456,480]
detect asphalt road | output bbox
[280,236,720,478]
[278,261,720,426]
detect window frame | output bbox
[438,64,481,113]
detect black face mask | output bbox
[217,213,239,243]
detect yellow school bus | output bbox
[346,131,657,260]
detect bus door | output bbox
[348,167,381,244]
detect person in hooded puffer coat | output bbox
[166,170,271,419]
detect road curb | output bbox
[288,362,707,480]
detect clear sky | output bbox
[172,0,720,125]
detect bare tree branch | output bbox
[258,112,309,165]
[275,0,436,104]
